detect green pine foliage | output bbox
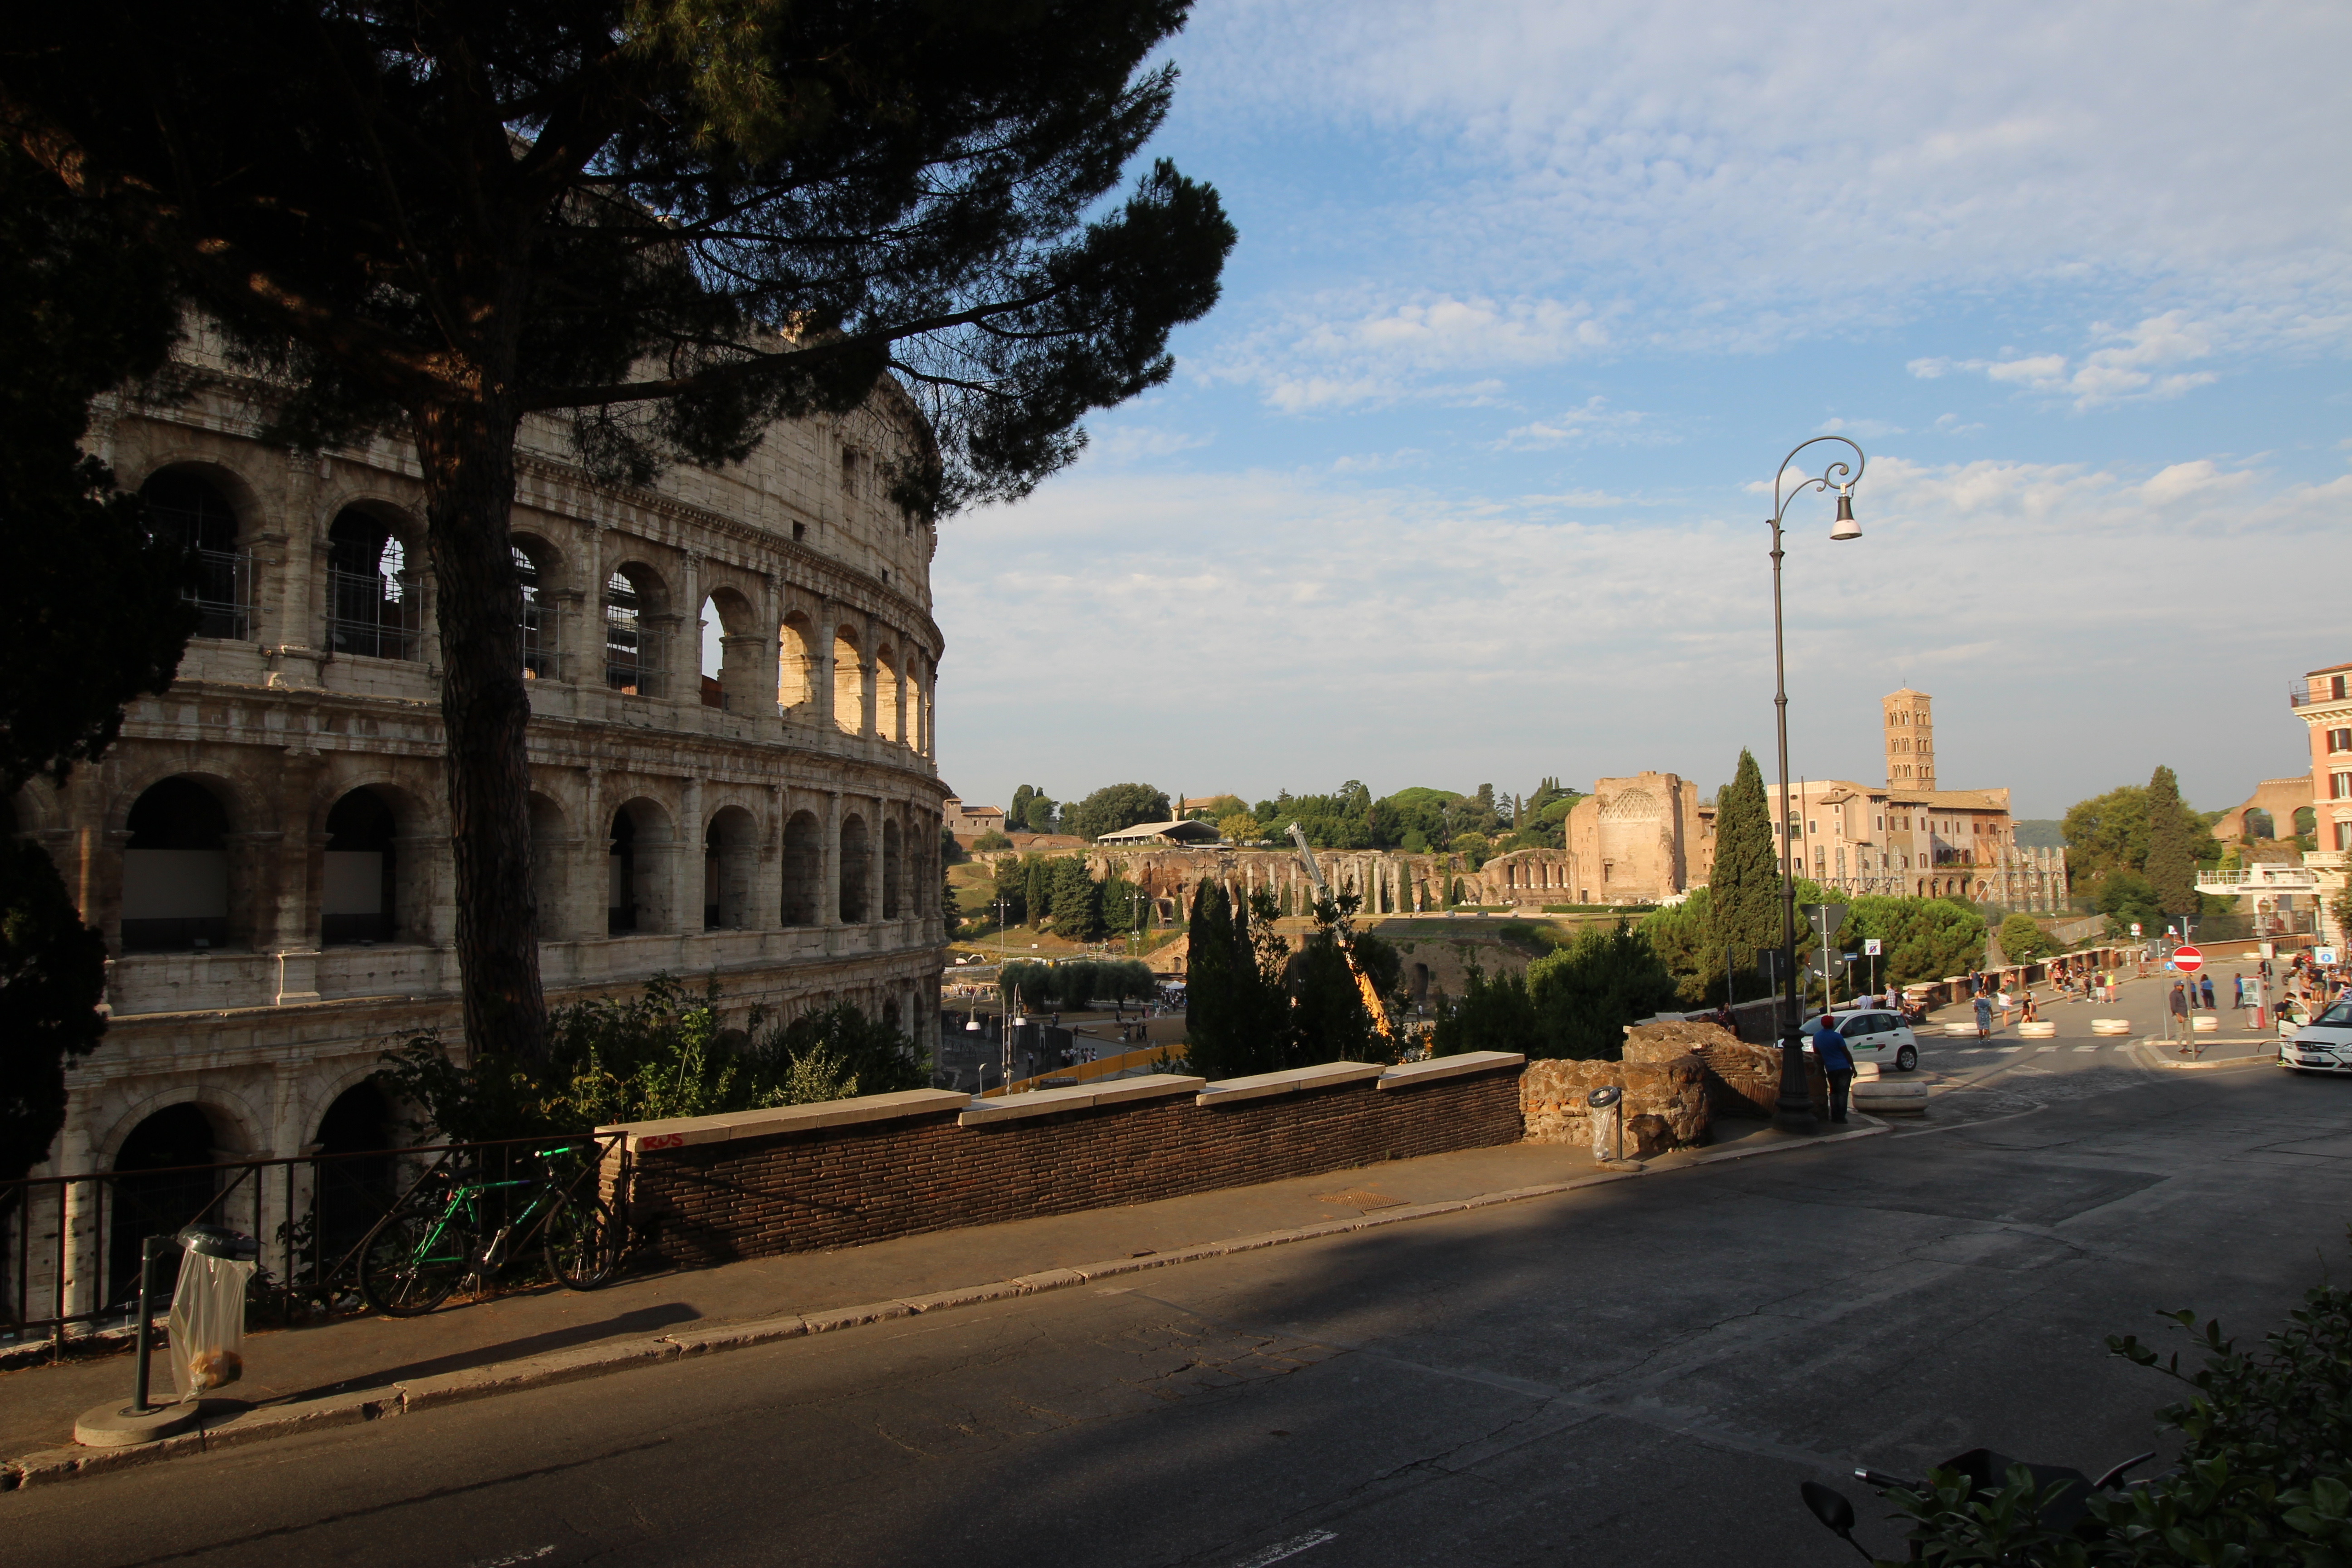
[1710,749,1781,965]
[1998,912,2053,963]
[1522,920,1682,1059]
[995,959,1154,1010]
[2144,764,2200,918]
[0,840,111,1181]
[1065,783,1171,842]
[1428,959,1538,1058]
[1182,882,1293,1080]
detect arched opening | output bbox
[778,612,815,713]
[840,814,871,922]
[2295,806,2318,838]
[513,538,554,679]
[528,793,567,939]
[322,786,398,945]
[604,565,663,696]
[882,818,904,920]
[705,806,759,930]
[328,508,421,661]
[781,810,822,925]
[140,471,249,639]
[121,777,232,952]
[108,1104,233,1305]
[312,1082,398,1264]
[875,643,902,744]
[700,588,764,713]
[608,799,675,934]
[832,627,866,735]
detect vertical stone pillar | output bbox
[580,524,607,691]
[860,642,878,741]
[867,795,885,926]
[579,769,608,940]
[268,747,325,1004]
[678,776,705,932]
[823,790,843,928]
[813,607,838,733]
[769,784,787,929]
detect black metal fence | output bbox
[0,1131,622,1351]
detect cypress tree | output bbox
[1024,858,1049,931]
[1185,879,1233,1068]
[2145,765,2199,918]
[1710,749,1780,970]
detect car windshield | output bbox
[2314,999,2352,1027]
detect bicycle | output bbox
[357,1142,620,1317]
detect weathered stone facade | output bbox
[1563,772,1702,905]
[8,336,950,1204]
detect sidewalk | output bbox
[0,1115,1872,1486]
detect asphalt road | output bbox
[10,1051,2350,1568]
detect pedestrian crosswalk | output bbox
[1952,1043,2128,1054]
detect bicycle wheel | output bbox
[541,1194,617,1290]
[358,1209,471,1316]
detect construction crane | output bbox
[1286,823,1396,1046]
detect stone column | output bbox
[579,770,608,940]
[268,748,325,1004]
[678,776,705,931]
[866,795,885,925]
[823,790,843,927]
[813,609,838,733]
[580,524,607,691]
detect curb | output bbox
[0,1124,1887,1492]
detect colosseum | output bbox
[10,333,951,1276]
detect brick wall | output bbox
[623,1061,1525,1268]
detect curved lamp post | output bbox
[1767,436,1865,1133]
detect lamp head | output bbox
[1829,486,1861,541]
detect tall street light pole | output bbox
[1769,435,1866,1133]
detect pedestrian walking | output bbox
[1814,1013,1855,1124]
[1974,990,1993,1041]
[2021,990,2040,1024]
[2232,972,2246,1010]
[2199,974,2216,1011]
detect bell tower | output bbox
[1883,689,1935,789]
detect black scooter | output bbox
[1802,1447,2157,1561]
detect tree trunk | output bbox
[411,391,547,1063]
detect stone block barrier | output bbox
[603,1052,1529,1268]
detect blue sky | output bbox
[929,0,2352,821]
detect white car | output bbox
[2279,998,2352,1074]
[1799,1009,1921,1073]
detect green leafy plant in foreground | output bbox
[1877,1259,2352,1565]
[376,974,930,1142]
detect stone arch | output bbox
[705,804,761,930]
[511,533,559,679]
[882,817,904,920]
[700,584,765,713]
[782,810,823,925]
[311,1079,401,1262]
[319,783,418,945]
[608,796,677,934]
[102,1094,258,1305]
[832,622,867,735]
[604,561,668,696]
[778,611,817,713]
[120,774,241,952]
[139,466,253,640]
[327,503,426,661]
[840,813,871,922]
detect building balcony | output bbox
[2197,862,2321,897]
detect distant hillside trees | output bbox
[1067,783,1170,842]
[1008,786,1059,834]
[2060,769,2220,936]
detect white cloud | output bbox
[1932,414,1984,435]
[1817,417,1906,438]
[1494,396,1661,450]
[1090,425,1215,461]
[1215,293,1612,412]
[1905,313,2227,410]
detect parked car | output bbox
[1799,1009,1920,1073]
[2279,997,2352,1074]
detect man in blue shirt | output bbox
[1814,1013,1855,1124]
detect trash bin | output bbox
[169,1225,258,1403]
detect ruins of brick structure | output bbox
[1563,772,1706,904]
[7,324,950,1271]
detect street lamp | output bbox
[1767,435,1866,1134]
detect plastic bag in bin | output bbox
[170,1225,257,1402]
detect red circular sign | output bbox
[2174,944,2205,973]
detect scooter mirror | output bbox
[1802,1480,1857,1534]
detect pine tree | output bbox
[1710,749,1781,970]
[2145,765,2199,918]
[1024,858,1050,932]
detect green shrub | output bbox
[375,974,930,1140]
[1523,920,1680,1059]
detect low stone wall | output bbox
[606,1052,1528,1268]
[1519,1053,1707,1155]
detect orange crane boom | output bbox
[1287,823,1395,1044]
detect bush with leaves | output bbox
[376,975,929,1142]
[1876,1260,2352,1565]
[1523,919,1681,1059]
[1429,957,1538,1058]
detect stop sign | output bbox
[2175,944,2205,973]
